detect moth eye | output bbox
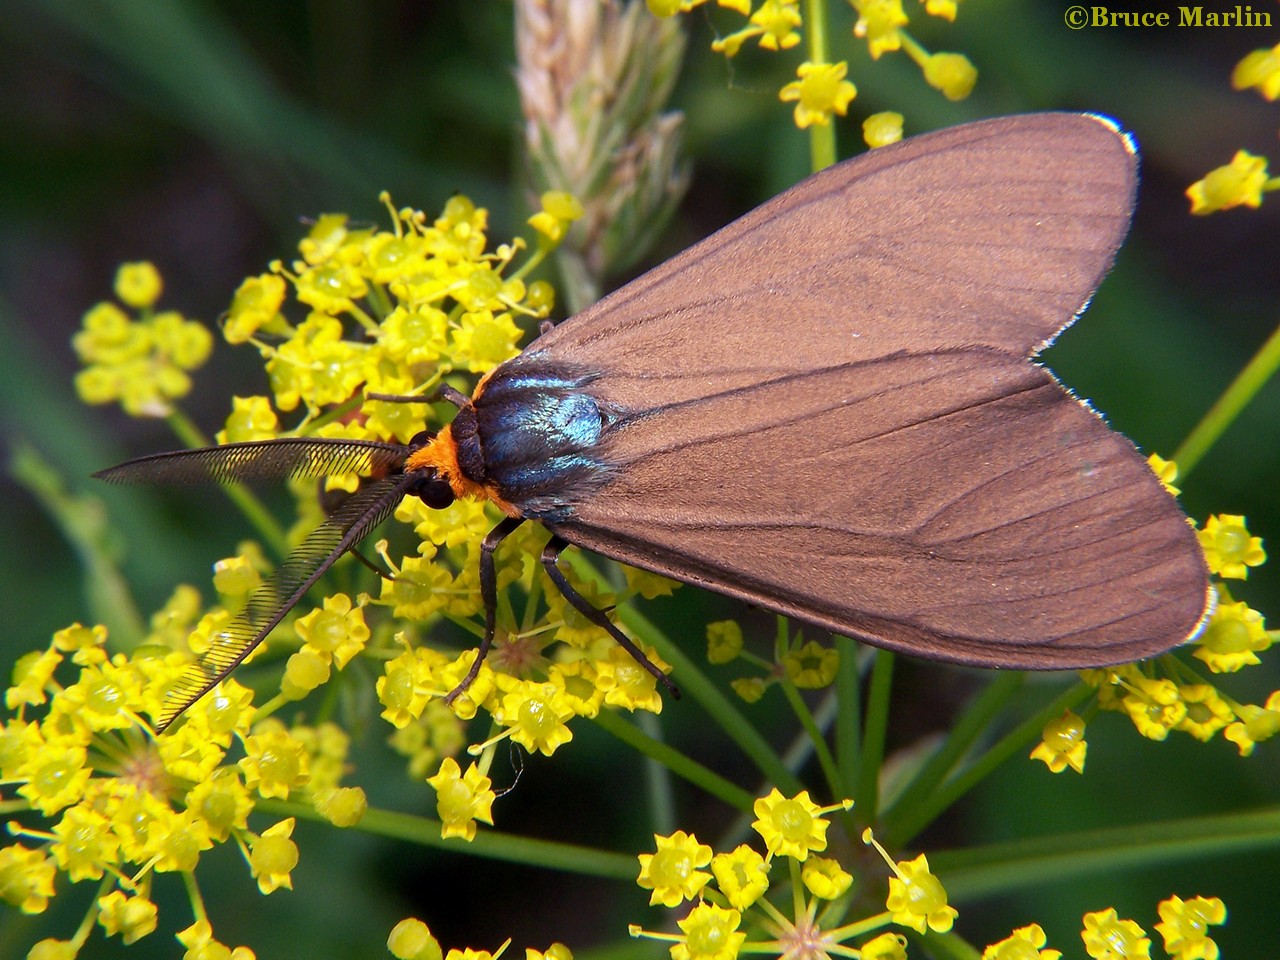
[412,475,455,509]
[408,429,436,448]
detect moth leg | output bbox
[540,536,680,698]
[445,515,525,704]
[349,547,395,581]
[365,384,470,409]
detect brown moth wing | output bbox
[532,113,1212,667]
[529,114,1138,404]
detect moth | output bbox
[96,113,1213,732]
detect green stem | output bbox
[931,805,1280,899]
[257,798,638,878]
[856,649,894,824]
[1173,317,1280,477]
[880,672,1024,827]
[616,602,802,796]
[804,0,837,172]
[834,635,863,798]
[884,681,1095,845]
[593,710,755,812]
[556,547,798,795]
[637,710,676,835]
[779,677,843,802]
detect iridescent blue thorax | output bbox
[450,354,617,522]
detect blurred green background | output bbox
[2,1,1279,957]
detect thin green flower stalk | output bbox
[647,0,977,157]
[516,0,690,312]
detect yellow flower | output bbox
[97,890,158,944]
[922,52,977,100]
[378,305,449,366]
[225,273,286,344]
[1186,151,1270,214]
[1154,895,1226,960]
[706,620,743,664]
[1147,453,1181,496]
[1030,711,1087,774]
[427,757,496,842]
[379,553,454,622]
[115,261,163,308]
[176,919,257,960]
[860,933,908,960]
[779,61,857,129]
[1198,514,1266,578]
[493,680,575,755]
[388,918,442,960]
[672,903,745,960]
[853,0,907,59]
[297,212,353,265]
[863,111,904,148]
[0,844,56,914]
[712,0,803,56]
[1194,598,1270,673]
[527,191,584,243]
[216,395,280,444]
[1176,684,1234,742]
[449,309,524,373]
[1224,690,1280,755]
[884,853,958,933]
[637,830,713,907]
[710,844,770,910]
[212,552,262,601]
[73,290,212,418]
[623,566,680,600]
[752,789,830,861]
[249,818,299,894]
[1121,676,1186,741]
[50,803,119,881]
[602,643,668,713]
[6,648,61,709]
[1232,42,1280,100]
[801,856,852,899]
[924,0,959,21]
[783,638,838,687]
[239,724,311,799]
[1081,907,1150,960]
[983,924,1061,960]
[316,785,368,827]
[295,593,370,669]
[149,807,214,873]
[732,677,766,702]
[17,735,91,815]
[185,768,254,841]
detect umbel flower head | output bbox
[32,187,699,954]
[648,0,977,146]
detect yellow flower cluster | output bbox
[73,263,213,417]
[632,792,902,960]
[37,190,700,950]
[706,619,839,702]
[387,918,566,960]
[0,619,361,955]
[646,0,975,142]
[626,790,1221,960]
[1032,457,1276,772]
[1187,41,1280,211]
